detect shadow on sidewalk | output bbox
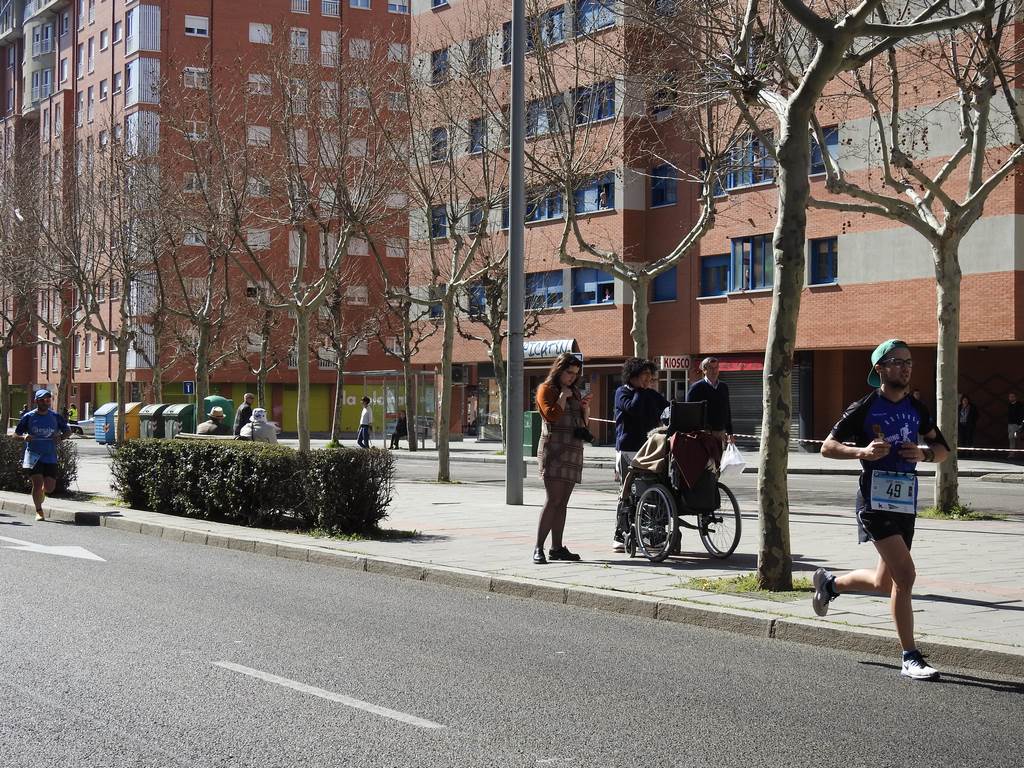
[589,552,831,572]
[858,661,1024,693]
[915,593,1024,612]
[0,512,29,527]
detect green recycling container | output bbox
[163,403,195,438]
[523,411,542,458]
[139,404,170,439]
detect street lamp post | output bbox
[505,0,526,505]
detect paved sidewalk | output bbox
[3,477,1022,678]
[388,440,1024,476]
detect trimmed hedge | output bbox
[0,436,78,495]
[111,440,394,534]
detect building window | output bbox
[526,270,563,309]
[722,133,775,192]
[527,95,564,137]
[700,254,730,297]
[99,29,108,50]
[571,267,614,305]
[350,0,370,8]
[428,285,445,318]
[467,36,488,73]
[468,117,485,154]
[322,0,341,16]
[810,127,839,175]
[652,266,677,302]
[431,48,449,85]
[249,23,272,44]
[385,238,406,258]
[184,15,209,37]
[650,164,678,207]
[248,73,271,95]
[99,79,108,100]
[247,125,271,146]
[321,30,340,66]
[466,198,485,233]
[113,72,122,94]
[388,0,409,11]
[388,42,408,62]
[502,21,512,65]
[430,205,447,238]
[246,229,271,250]
[429,127,447,162]
[184,172,207,193]
[730,234,773,291]
[574,81,614,124]
[349,38,371,59]
[113,20,122,42]
[576,0,615,35]
[183,67,209,89]
[574,172,615,214]
[528,6,565,49]
[526,188,563,222]
[809,237,838,285]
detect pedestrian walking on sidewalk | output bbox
[533,352,591,565]
[814,339,950,681]
[15,389,71,521]
[1006,392,1023,451]
[357,397,372,449]
[958,394,978,447]
[234,392,255,438]
[611,357,668,552]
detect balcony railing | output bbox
[322,0,340,16]
[31,83,53,102]
[291,0,309,12]
[24,0,62,21]
[32,38,54,56]
[290,46,309,64]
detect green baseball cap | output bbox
[867,339,909,387]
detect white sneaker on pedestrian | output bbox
[901,650,939,681]
[612,540,625,553]
[812,568,836,617]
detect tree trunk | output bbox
[490,338,507,448]
[630,276,651,359]
[756,119,813,592]
[59,335,72,412]
[437,296,455,481]
[295,308,311,453]
[933,239,962,511]
[330,356,346,444]
[115,336,128,445]
[0,347,10,431]
[195,322,210,417]
[403,357,418,452]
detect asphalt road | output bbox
[2,517,1022,768]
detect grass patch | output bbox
[919,503,1005,521]
[682,573,815,602]
[307,527,420,542]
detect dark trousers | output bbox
[357,425,371,448]
[390,433,405,449]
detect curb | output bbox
[7,497,1022,680]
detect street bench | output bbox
[174,432,238,441]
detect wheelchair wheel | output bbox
[634,484,678,563]
[698,482,741,558]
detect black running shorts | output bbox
[855,490,915,548]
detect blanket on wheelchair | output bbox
[670,432,723,490]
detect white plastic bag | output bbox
[719,443,746,479]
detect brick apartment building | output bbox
[1,0,413,435]
[410,1,1024,448]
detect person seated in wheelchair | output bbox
[619,402,723,511]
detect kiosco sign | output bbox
[659,356,691,370]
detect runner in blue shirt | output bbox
[15,389,71,521]
[814,340,950,681]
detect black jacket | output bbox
[614,385,669,452]
[1008,402,1024,426]
[686,378,733,433]
[234,403,253,436]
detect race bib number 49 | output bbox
[869,471,917,513]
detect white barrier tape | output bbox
[730,433,1024,453]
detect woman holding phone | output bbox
[533,352,592,564]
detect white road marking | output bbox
[213,661,445,730]
[0,534,105,562]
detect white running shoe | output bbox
[812,568,835,617]
[901,651,939,681]
[612,540,625,553]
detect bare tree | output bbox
[807,3,1024,511]
[0,165,35,428]
[370,7,510,481]
[709,0,995,588]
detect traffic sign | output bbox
[183,381,195,395]
[659,356,690,371]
